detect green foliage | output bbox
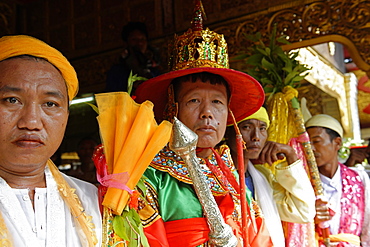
[86,102,99,114]
[241,24,310,98]
[112,177,150,247]
[113,205,150,247]
[87,71,148,114]
[127,71,148,96]
[136,176,147,198]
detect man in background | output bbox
[105,21,162,93]
[225,106,316,247]
[67,137,99,185]
[306,114,370,246]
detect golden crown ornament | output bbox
[169,0,229,71]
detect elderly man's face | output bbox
[307,127,341,168]
[0,58,69,173]
[177,79,228,149]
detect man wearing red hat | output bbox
[134,1,272,246]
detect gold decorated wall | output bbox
[1,0,370,143]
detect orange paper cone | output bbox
[95,92,172,215]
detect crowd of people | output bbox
[0,1,369,247]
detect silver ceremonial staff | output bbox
[169,117,238,247]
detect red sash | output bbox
[144,193,238,247]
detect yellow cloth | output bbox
[95,92,173,215]
[229,107,270,128]
[0,35,78,100]
[316,232,361,246]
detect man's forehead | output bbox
[242,118,267,125]
[178,80,228,95]
[0,57,68,96]
[307,126,327,137]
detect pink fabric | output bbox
[338,163,365,236]
[282,221,316,247]
[288,137,309,172]
[296,132,310,143]
[97,171,132,194]
[282,137,316,246]
[316,164,365,247]
[92,144,133,194]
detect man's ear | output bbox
[334,136,342,151]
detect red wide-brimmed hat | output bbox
[135,1,264,125]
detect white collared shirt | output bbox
[320,166,342,234]
[0,166,102,246]
[13,188,48,245]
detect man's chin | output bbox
[244,151,260,160]
[197,137,221,149]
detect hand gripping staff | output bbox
[169,117,238,247]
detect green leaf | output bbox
[290,75,307,84]
[291,97,300,109]
[240,22,310,94]
[127,70,134,95]
[127,71,148,95]
[232,54,249,60]
[267,87,277,101]
[125,214,139,247]
[244,33,259,42]
[265,47,271,56]
[138,224,150,247]
[122,204,130,213]
[260,77,275,86]
[127,228,138,247]
[113,215,130,241]
[276,36,291,45]
[245,54,264,66]
[256,47,269,56]
[261,57,275,71]
[132,75,148,83]
[86,102,99,114]
[136,177,147,197]
[269,24,277,48]
[263,86,275,93]
[284,72,299,85]
[128,208,141,226]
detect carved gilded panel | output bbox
[209,0,370,75]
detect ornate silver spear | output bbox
[169,117,238,247]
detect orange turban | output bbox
[0,35,78,100]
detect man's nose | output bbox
[17,103,43,130]
[251,129,260,141]
[200,102,214,119]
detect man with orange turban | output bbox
[0,35,101,246]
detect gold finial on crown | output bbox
[168,0,229,71]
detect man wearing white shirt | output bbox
[0,35,102,246]
[306,114,370,247]
[226,107,316,247]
